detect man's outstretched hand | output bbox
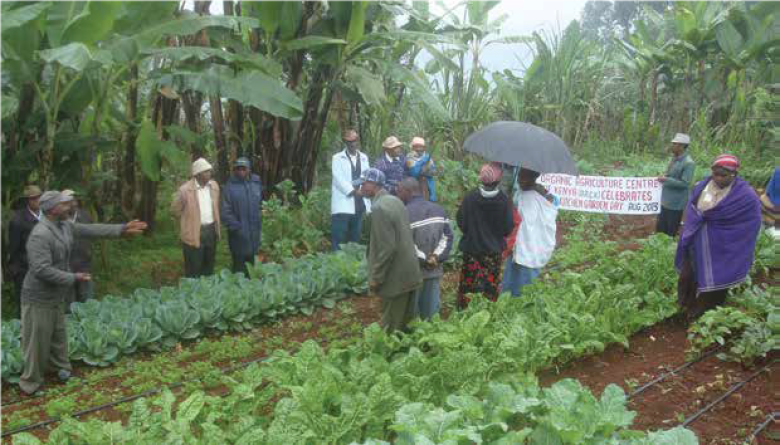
[123,220,148,236]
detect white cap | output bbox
[671,133,690,145]
[192,158,213,176]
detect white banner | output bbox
[538,174,662,215]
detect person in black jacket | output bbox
[62,190,95,308]
[397,178,453,320]
[221,157,263,276]
[7,185,42,318]
[456,164,514,309]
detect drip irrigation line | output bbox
[1,355,272,438]
[629,346,723,398]
[681,361,775,428]
[745,412,778,444]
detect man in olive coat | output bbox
[19,191,147,395]
[356,168,422,333]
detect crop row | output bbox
[1,244,368,383]
[14,234,700,443]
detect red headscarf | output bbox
[712,154,740,171]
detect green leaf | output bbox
[61,1,122,46]
[135,14,259,46]
[38,42,93,71]
[597,384,635,433]
[383,63,450,121]
[278,2,302,41]
[2,95,19,119]
[177,391,205,423]
[135,119,180,181]
[255,1,281,36]
[144,46,282,76]
[346,2,369,47]
[345,66,385,106]
[157,66,303,120]
[1,2,50,34]
[715,20,744,59]
[645,427,699,445]
[282,36,348,52]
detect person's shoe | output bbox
[58,369,71,382]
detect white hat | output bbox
[671,133,690,145]
[192,158,213,176]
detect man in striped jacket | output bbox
[397,178,453,320]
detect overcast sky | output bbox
[194,0,591,73]
[458,0,590,73]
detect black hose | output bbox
[629,346,722,398]
[0,355,271,438]
[745,412,778,444]
[681,361,775,428]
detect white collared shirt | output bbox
[385,152,399,163]
[28,207,41,221]
[197,183,214,224]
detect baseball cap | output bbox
[352,168,386,187]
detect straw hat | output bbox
[22,185,42,198]
[382,136,403,149]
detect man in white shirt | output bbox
[331,130,371,250]
[171,158,221,277]
[501,167,560,297]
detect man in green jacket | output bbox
[355,168,422,333]
[657,133,696,236]
[20,191,147,395]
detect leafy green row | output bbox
[687,285,778,364]
[11,234,695,443]
[29,233,683,444]
[12,371,696,445]
[0,244,368,382]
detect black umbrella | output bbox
[464,121,578,175]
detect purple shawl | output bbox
[675,177,761,292]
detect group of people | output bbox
[333,130,561,332]
[330,130,438,251]
[7,127,773,394]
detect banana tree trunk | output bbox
[209,96,229,183]
[137,93,178,232]
[121,62,139,218]
[649,69,659,125]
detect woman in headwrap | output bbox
[455,164,515,309]
[675,154,762,320]
[760,167,779,230]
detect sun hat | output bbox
[352,168,386,187]
[671,133,691,145]
[382,136,403,149]
[411,137,426,147]
[192,158,213,176]
[22,185,42,198]
[712,154,740,171]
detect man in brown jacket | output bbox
[355,168,422,333]
[171,158,221,278]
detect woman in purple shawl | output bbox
[675,154,762,320]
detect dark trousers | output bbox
[656,206,683,237]
[331,212,364,251]
[13,272,25,319]
[231,253,256,277]
[183,224,217,278]
[677,257,728,320]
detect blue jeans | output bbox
[416,277,441,320]
[500,259,541,297]
[331,212,364,251]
